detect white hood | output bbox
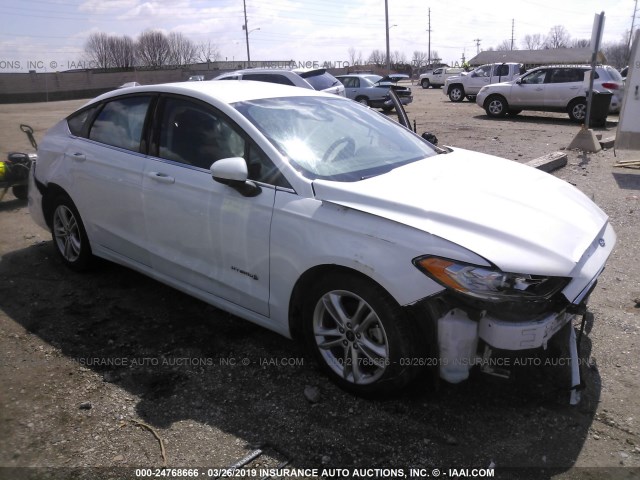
[313,148,609,276]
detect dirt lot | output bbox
[0,86,639,480]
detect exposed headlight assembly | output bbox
[413,256,569,302]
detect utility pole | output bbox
[427,8,432,67]
[242,0,250,63]
[473,38,481,54]
[628,0,638,57]
[510,19,515,50]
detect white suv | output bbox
[476,65,624,122]
[213,68,345,96]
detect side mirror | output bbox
[210,157,261,197]
[516,78,522,85]
[421,132,438,145]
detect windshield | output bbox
[234,96,437,181]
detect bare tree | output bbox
[85,32,111,69]
[495,39,512,51]
[198,41,221,63]
[571,38,590,48]
[108,35,135,68]
[412,51,428,68]
[545,25,570,49]
[392,50,407,66]
[167,32,198,66]
[603,36,629,70]
[368,49,385,67]
[521,33,544,50]
[347,47,363,66]
[136,30,171,68]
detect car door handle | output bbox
[71,152,86,161]
[569,86,579,90]
[147,172,175,184]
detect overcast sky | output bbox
[0,0,636,72]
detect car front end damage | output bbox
[412,221,615,404]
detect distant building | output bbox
[468,48,606,67]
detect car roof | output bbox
[87,80,334,107]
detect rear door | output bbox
[544,68,585,108]
[66,94,155,265]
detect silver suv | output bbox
[476,65,624,122]
[213,68,345,96]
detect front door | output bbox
[142,95,276,316]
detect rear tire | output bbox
[50,195,93,271]
[568,98,587,123]
[302,272,421,395]
[355,96,369,106]
[12,184,28,200]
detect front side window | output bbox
[157,97,289,187]
[234,96,437,182]
[521,69,547,85]
[89,96,152,152]
[474,66,492,77]
[159,97,245,169]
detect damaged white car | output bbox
[29,81,615,397]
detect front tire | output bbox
[50,195,93,271]
[448,85,464,102]
[485,95,508,118]
[568,98,587,123]
[421,79,430,89]
[303,272,420,395]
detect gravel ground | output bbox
[0,86,639,480]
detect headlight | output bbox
[413,256,569,302]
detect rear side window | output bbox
[89,96,152,152]
[549,68,585,83]
[67,105,100,137]
[495,64,510,77]
[243,73,295,86]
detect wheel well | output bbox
[448,83,463,92]
[567,96,586,109]
[41,183,71,228]
[355,95,368,102]
[484,93,507,108]
[288,264,388,342]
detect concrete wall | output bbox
[0,68,220,104]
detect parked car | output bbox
[444,63,525,102]
[476,65,625,121]
[29,80,615,395]
[419,67,464,89]
[213,68,345,96]
[336,73,413,110]
[188,75,205,81]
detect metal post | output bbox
[585,12,605,129]
[385,0,390,73]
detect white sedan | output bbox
[29,81,615,395]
